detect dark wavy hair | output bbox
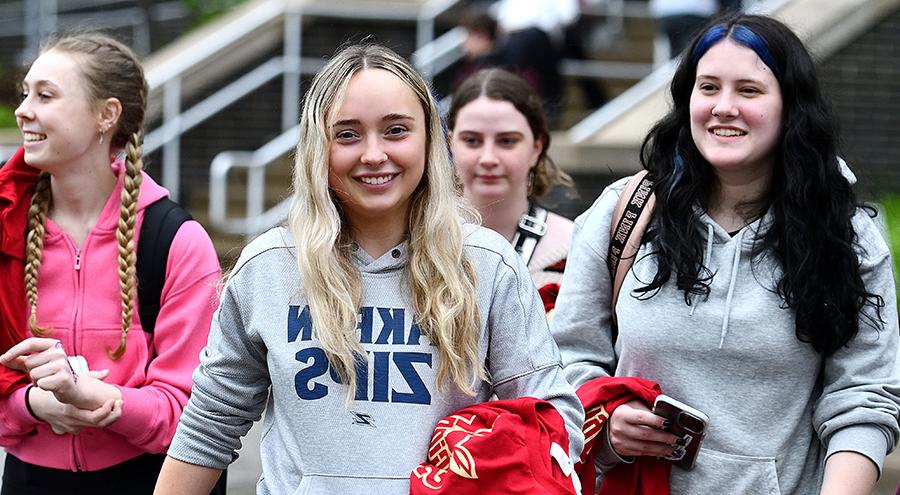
[637,14,883,355]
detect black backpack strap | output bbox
[137,197,192,335]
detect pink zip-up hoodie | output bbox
[0,156,221,472]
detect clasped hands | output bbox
[0,337,123,434]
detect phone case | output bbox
[652,394,710,470]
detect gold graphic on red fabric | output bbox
[580,404,609,462]
[412,413,496,489]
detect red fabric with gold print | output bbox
[410,397,578,495]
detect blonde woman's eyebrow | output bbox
[332,118,360,127]
[382,113,414,123]
[333,113,415,128]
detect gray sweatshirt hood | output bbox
[690,156,856,348]
[691,207,772,348]
[350,241,408,274]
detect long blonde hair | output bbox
[24,33,148,359]
[287,44,483,401]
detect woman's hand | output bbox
[1,337,121,409]
[608,399,683,458]
[28,386,123,434]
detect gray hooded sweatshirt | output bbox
[167,225,584,495]
[550,176,900,494]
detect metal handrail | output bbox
[209,126,299,235]
[411,26,466,78]
[1,0,187,60]
[145,0,284,89]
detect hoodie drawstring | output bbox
[688,223,744,348]
[689,224,716,317]
[718,229,744,348]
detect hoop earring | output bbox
[99,127,105,145]
[526,168,535,196]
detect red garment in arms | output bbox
[0,147,38,395]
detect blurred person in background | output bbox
[448,68,576,313]
[650,0,718,55]
[455,0,579,126]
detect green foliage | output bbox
[880,196,900,278]
[0,104,15,128]
[879,196,900,309]
[183,0,247,26]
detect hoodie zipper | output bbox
[69,242,85,471]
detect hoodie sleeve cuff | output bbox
[825,424,890,478]
[596,424,634,472]
[106,385,158,440]
[1,386,42,432]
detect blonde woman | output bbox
[0,34,220,494]
[154,44,584,495]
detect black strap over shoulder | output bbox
[606,173,655,279]
[136,197,192,335]
[511,203,548,265]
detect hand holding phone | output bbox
[652,394,710,470]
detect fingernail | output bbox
[661,420,671,429]
[671,448,685,460]
[676,437,687,446]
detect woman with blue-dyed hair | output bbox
[551,14,900,493]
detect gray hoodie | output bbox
[550,176,900,494]
[167,225,584,495]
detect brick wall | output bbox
[819,6,900,199]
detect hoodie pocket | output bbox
[79,326,150,387]
[290,475,409,495]
[672,448,781,495]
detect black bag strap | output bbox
[136,197,192,334]
[511,203,548,265]
[607,171,656,341]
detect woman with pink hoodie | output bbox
[0,33,220,494]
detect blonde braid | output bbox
[108,131,143,359]
[24,173,52,337]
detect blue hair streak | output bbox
[691,23,783,81]
[669,147,686,195]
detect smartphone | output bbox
[651,394,710,470]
